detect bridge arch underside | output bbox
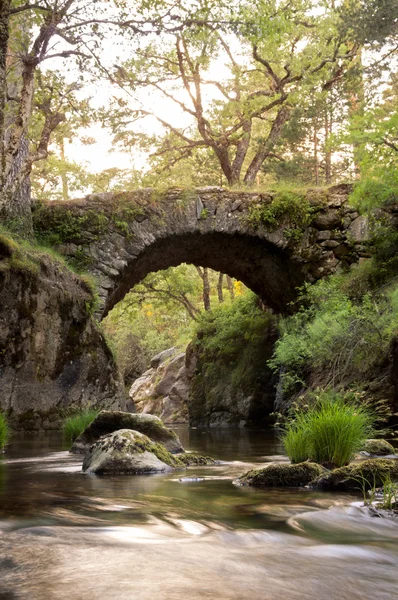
[101,231,307,319]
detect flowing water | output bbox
[1,427,398,599]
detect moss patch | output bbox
[236,462,325,487]
[175,452,217,466]
[310,458,398,492]
[248,190,316,234]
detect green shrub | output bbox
[62,410,99,442]
[282,391,375,468]
[269,270,398,393]
[0,413,9,450]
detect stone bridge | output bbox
[33,183,370,318]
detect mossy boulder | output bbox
[235,462,325,487]
[71,411,184,455]
[82,429,180,474]
[82,430,217,474]
[310,458,398,492]
[175,452,217,466]
[361,439,396,456]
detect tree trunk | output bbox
[226,276,235,301]
[217,273,224,303]
[1,17,33,235]
[196,266,211,311]
[324,107,332,184]
[314,123,319,186]
[0,0,10,192]
[243,106,290,186]
[60,137,69,201]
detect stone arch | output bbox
[32,184,366,318]
[102,230,307,318]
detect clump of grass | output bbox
[0,413,9,450]
[282,421,310,464]
[282,391,375,468]
[62,410,99,442]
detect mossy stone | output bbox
[361,439,396,456]
[175,452,217,466]
[235,462,325,487]
[82,429,178,474]
[71,411,184,454]
[310,458,398,492]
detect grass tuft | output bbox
[0,413,9,450]
[62,410,99,442]
[282,391,375,468]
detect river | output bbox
[0,427,398,599]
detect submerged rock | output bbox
[361,439,396,456]
[235,462,325,487]
[310,458,398,492]
[71,410,184,455]
[82,429,176,474]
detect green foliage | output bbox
[0,414,9,450]
[33,205,109,247]
[102,265,241,384]
[62,410,99,442]
[248,190,315,234]
[350,175,398,213]
[269,264,398,392]
[282,391,375,468]
[0,229,40,277]
[191,291,275,417]
[195,291,271,364]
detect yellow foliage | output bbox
[234,281,244,296]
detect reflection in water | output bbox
[0,427,398,599]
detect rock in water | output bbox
[71,411,184,455]
[360,439,396,456]
[235,462,325,487]
[310,458,398,492]
[82,429,175,475]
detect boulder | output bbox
[71,410,184,454]
[82,429,176,474]
[360,439,396,456]
[310,458,398,492]
[150,347,177,369]
[235,462,325,487]
[129,348,189,424]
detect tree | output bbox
[105,0,360,186]
[1,0,186,230]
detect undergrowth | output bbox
[62,410,99,442]
[269,257,398,396]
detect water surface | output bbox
[0,427,397,599]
